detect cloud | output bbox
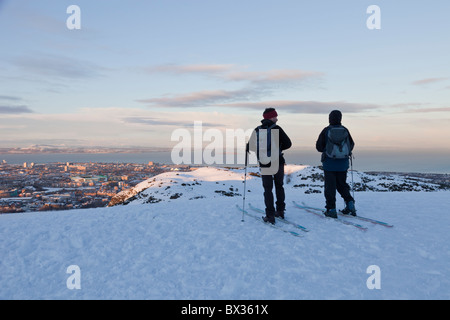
[0,107,240,148]
[224,69,324,85]
[11,54,104,79]
[145,63,323,85]
[0,105,34,114]
[137,86,378,114]
[388,102,450,114]
[137,88,267,108]
[411,77,448,86]
[145,64,235,76]
[402,107,450,113]
[137,65,325,109]
[139,64,325,110]
[390,102,429,108]
[0,95,22,101]
[215,100,381,114]
[122,117,224,128]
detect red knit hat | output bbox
[263,108,278,120]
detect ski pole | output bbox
[350,154,355,200]
[242,150,248,222]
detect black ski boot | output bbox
[262,216,275,224]
[275,210,285,219]
[341,201,357,216]
[324,208,338,219]
[263,209,275,224]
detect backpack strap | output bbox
[266,123,277,157]
[256,123,277,160]
[256,126,261,161]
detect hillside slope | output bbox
[1,165,449,299]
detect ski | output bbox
[292,201,368,231]
[248,203,309,232]
[236,205,303,238]
[300,202,393,228]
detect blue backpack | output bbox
[325,126,351,159]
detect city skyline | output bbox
[1,0,449,155]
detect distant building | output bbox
[70,175,107,183]
[0,190,9,198]
[0,189,19,198]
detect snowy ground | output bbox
[0,166,449,300]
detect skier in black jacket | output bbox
[247,108,292,224]
[316,110,356,218]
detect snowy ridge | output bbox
[109,165,448,208]
[109,167,251,206]
[1,165,449,299]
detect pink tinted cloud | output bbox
[225,69,324,84]
[145,63,323,84]
[137,88,264,108]
[145,64,235,76]
[411,77,448,86]
[216,100,381,114]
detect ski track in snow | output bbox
[0,165,449,299]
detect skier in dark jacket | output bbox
[316,110,356,218]
[248,108,292,224]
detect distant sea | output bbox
[1,150,449,174]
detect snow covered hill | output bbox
[108,165,449,208]
[1,165,449,300]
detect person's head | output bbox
[329,110,342,125]
[263,108,278,123]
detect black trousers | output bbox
[324,170,354,210]
[261,163,285,218]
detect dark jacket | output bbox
[248,119,292,166]
[316,124,354,172]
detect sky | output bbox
[0,0,449,155]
